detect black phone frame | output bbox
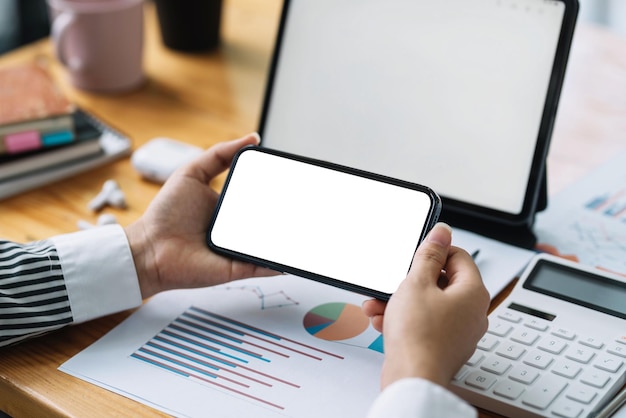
[207,146,442,300]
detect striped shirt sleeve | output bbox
[1,225,142,348]
[0,239,73,347]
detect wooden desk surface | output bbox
[1,1,625,416]
[0,0,283,244]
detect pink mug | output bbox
[47,0,145,93]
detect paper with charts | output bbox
[535,149,626,276]
[59,275,385,418]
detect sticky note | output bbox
[5,130,41,153]
[42,130,74,147]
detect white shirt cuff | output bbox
[368,378,477,418]
[51,224,142,324]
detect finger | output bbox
[370,315,384,333]
[407,222,452,287]
[183,133,261,183]
[362,299,386,317]
[362,300,386,333]
[443,247,488,295]
[230,259,281,280]
[441,247,490,316]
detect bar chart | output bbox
[131,306,344,411]
[60,275,385,417]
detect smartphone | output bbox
[206,146,441,300]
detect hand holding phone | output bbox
[207,146,441,299]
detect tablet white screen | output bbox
[261,0,565,216]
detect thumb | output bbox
[406,222,452,287]
[183,133,261,183]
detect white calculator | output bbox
[451,253,626,418]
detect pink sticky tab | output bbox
[5,131,42,153]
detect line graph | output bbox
[214,284,300,309]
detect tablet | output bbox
[259,0,578,227]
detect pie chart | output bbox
[303,302,370,341]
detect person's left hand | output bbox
[125,133,276,299]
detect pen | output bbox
[592,387,626,418]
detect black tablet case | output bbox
[259,0,579,249]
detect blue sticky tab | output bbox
[42,131,74,147]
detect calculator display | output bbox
[524,259,626,319]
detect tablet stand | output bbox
[441,211,538,249]
[440,168,548,249]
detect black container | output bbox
[153,0,222,52]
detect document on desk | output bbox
[60,235,531,418]
[535,149,626,276]
[59,274,384,418]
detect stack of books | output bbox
[0,62,132,200]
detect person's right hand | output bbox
[362,222,490,389]
[125,133,276,300]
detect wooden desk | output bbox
[1,1,625,416]
[0,0,283,243]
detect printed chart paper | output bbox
[535,149,626,276]
[59,275,384,418]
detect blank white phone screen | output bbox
[262,0,566,215]
[210,149,435,295]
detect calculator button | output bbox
[477,334,499,352]
[580,370,611,388]
[508,364,539,384]
[523,350,554,370]
[578,336,604,349]
[496,342,526,360]
[551,360,582,379]
[551,400,583,418]
[464,370,497,390]
[453,365,470,382]
[537,337,567,354]
[565,346,595,364]
[454,365,470,382]
[498,311,522,323]
[524,319,549,332]
[617,336,626,345]
[552,328,577,341]
[565,383,597,404]
[466,351,485,366]
[593,354,624,373]
[607,344,626,358]
[493,380,525,400]
[521,374,567,410]
[511,329,540,346]
[480,356,512,375]
[487,321,513,337]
